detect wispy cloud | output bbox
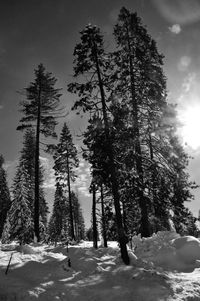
[72,158,91,197]
[43,168,56,189]
[0,105,4,110]
[178,56,191,71]
[178,72,197,102]
[109,8,119,23]
[40,156,56,190]
[4,155,91,200]
[169,24,181,34]
[3,159,18,171]
[3,159,18,187]
[182,73,196,93]
[39,156,49,164]
[153,0,200,25]
[41,155,92,197]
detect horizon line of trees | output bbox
[0,7,199,265]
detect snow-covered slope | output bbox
[1,234,200,300]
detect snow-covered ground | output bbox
[1,232,200,300]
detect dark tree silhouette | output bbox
[0,155,11,238]
[51,123,79,240]
[17,64,62,241]
[68,24,130,264]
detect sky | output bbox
[1,0,200,228]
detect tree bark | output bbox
[93,40,129,264]
[127,26,150,237]
[67,155,75,241]
[34,85,41,242]
[100,185,107,248]
[92,184,98,249]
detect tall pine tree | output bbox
[51,123,79,241]
[5,166,34,243]
[68,24,130,264]
[0,155,11,238]
[111,7,197,236]
[48,183,68,243]
[2,130,49,243]
[17,64,62,241]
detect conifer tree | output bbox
[19,129,49,230]
[112,7,168,236]
[71,192,85,241]
[2,130,49,242]
[48,183,68,243]
[6,166,34,243]
[111,7,197,236]
[51,123,79,241]
[17,64,62,242]
[68,24,130,264]
[0,155,11,238]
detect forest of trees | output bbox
[0,7,198,264]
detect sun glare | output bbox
[179,105,200,149]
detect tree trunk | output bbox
[92,184,98,249]
[67,156,75,241]
[149,131,157,224]
[100,185,107,248]
[93,40,129,264]
[34,87,41,242]
[122,201,128,235]
[127,27,150,238]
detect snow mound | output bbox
[132,231,200,272]
[132,231,179,262]
[15,244,38,254]
[1,240,200,300]
[171,236,200,264]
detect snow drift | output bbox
[1,233,200,300]
[132,231,200,272]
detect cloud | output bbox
[76,186,91,198]
[3,159,18,172]
[178,56,191,71]
[3,159,18,188]
[0,105,3,110]
[102,24,113,35]
[72,159,91,197]
[182,73,196,93]
[109,8,119,23]
[169,24,181,34]
[152,0,200,25]
[41,155,92,197]
[43,168,56,189]
[40,156,56,190]
[39,156,49,164]
[78,160,86,169]
[177,72,198,105]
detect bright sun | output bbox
[178,105,200,149]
